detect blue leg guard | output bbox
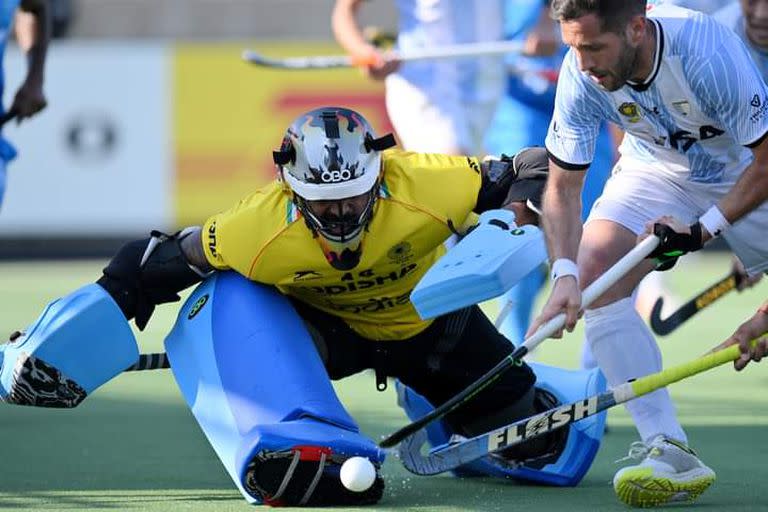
[396,362,607,486]
[165,272,385,506]
[0,283,139,407]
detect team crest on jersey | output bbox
[672,101,691,117]
[618,103,642,123]
[387,241,413,263]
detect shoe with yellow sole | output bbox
[613,435,715,508]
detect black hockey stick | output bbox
[378,235,661,449]
[649,270,742,336]
[0,108,18,127]
[125,352,170,372]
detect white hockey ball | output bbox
[340,456,376,492]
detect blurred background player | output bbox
[332,0,504,155]
[485,0,615,345]
[0,0,50,211]
[664,0,732,14]
[715,0,768,78]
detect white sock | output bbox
[580,288,638,371]
[584,297,687,444]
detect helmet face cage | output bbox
[274,107,394,269]
[296,188,378,245]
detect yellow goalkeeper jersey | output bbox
[202,150,482,340]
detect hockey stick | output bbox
[650,270,742,336]
[0,108,18,127]
[493,299,515,331]
[399,340,750,475]
[125,352,170,372]
[379,235,661,449]
[242,40,526,70]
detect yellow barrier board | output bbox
[174,41,391,227]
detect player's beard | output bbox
[599,38,641,92]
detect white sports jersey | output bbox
[394,0,504,106]
[545,4,768,184]
[715,3,768,81]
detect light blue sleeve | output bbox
[685,17,768,146]
[544,51,604,167]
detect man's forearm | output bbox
[717,159,768,228]
[542,165,584,261]
[331,0,368,55]
[179,227,214,274]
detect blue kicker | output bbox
[396,361,607,486]
[165,272,385,504]
[0,283,139,406]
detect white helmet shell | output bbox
[273,107,395,201]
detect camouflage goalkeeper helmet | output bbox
[273,107,396,270]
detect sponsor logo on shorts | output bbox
[487,397,599,451]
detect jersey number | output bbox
[668,126,724,153]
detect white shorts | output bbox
[384,73,497,155]
[586,158,768,276]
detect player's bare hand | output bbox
[522,5,558,57]
[353,45,399,80]
[526,276,581,339]
[710,307,768,370]
[10,78,46,121]
[731,257,763,291]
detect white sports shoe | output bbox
[613,435,715,508]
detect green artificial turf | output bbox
[0,253,766,511]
